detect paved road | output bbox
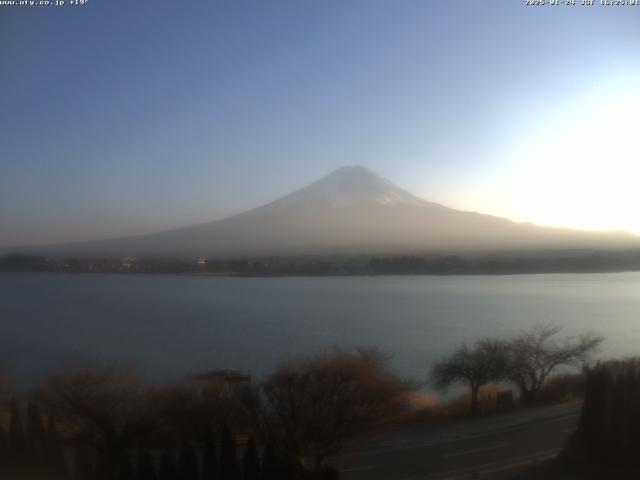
[333,401,581,480]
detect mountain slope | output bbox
[13,166,640,257]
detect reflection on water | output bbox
[1,271,639,387]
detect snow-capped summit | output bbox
[267,165,427,210]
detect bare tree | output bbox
[431,339,510,415]
[253,347,408,476]
[160,379,245,443]
[507,324,603,403]
[41,366,167,479]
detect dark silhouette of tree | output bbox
[0,365,6,396]
[261,443,290,480]
[117,453,134,480]
[8,398,26,468]
[94,452,112,480]
[219,425,240,480]
[580,364,609,460]
[256,347,407,475]
[563,359,640,470]
[27,403,46,466]
[202,428,219,480]
[136,448,157,480]
[158,449,178,480]
[317,465,341,480]
[178,442,200,480]
[508,324,603,403]
[431,339,510,415]
[0,422,8,474]
[242,436,260,480]
[627,365,640,465]
[73,446,95,480]
[46,412,69,478]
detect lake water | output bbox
[2,271,640,389]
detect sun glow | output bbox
[494,84,640,235]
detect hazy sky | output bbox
[2,0,640,247]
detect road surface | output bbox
[334,401,581,480]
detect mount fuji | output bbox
[15,166,639,257]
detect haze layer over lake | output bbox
[2,272,639,388]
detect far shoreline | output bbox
[3,268,640,279]
[3,249,640,277]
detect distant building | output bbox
[120,257,136,270]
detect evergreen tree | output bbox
[318,465,341,480]
[219,426,240,480]
[27,403,46,464]
[157,449,178,480]
[46,412,68,478]
[629,366,640,466]
[573,360,640,468]
[8,398,25,468]
[610,373,627,460]
[94,453,111,480]
[73,446,94,480]
[0,423,8,475]
[581,366,609,462]
[261,444,277,480]
[178,442,199,480]
[136,448,157,480]
[241,436,260,480]
[117,453,135,480]
[261,444,290,480]
[202,428,219,480]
